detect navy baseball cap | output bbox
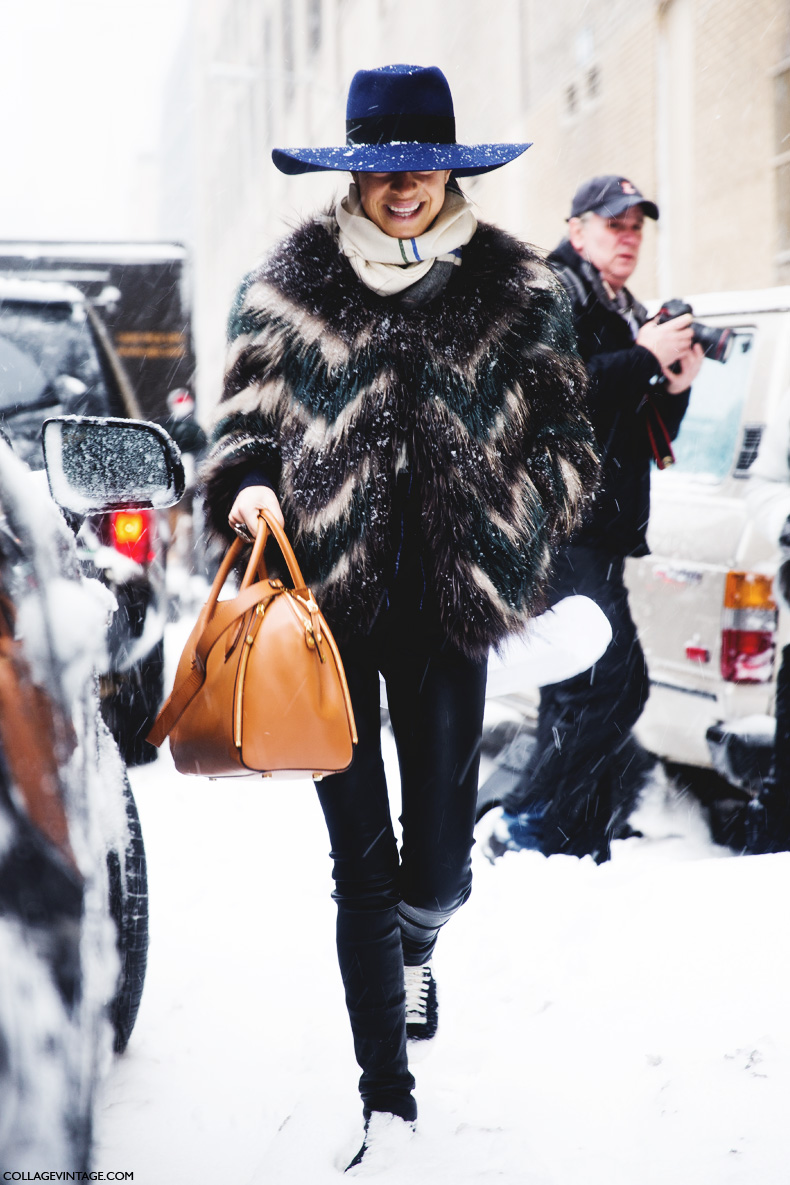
[569,175,659,221]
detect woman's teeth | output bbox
[387,203,421,217]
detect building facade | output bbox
[177,0,790,411]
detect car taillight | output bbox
[720,571,777,683]
[111,510,154,566]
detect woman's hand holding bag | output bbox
[147,510,357,779]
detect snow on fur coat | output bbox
[202,214,600,659]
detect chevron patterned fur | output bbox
[202,215,600,658]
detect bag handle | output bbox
[147,510,311,748]
[245,508,309,592]
[189,507,306,635]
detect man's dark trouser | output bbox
[502,544,650,863]
[316,630,487,1122]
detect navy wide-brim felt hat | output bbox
[272,64,531,177]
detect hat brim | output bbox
[589,194,659,221]
[272,141,531,178]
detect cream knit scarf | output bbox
[334,183,478,296]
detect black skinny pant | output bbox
[316,628,487,1122]
[502,545,650,862]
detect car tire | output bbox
[106,775,149,1054]
[102,638,165,767]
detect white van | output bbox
[625,287,790,779]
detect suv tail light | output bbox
[720,571,777,683]
[110,510,155,566]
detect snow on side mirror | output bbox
[42,415,185,516]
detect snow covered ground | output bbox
[93,617,790,1184]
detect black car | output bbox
[0,415,183,1168]
[0,277,170,763]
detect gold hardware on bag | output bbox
[295,592,323,647]
[313,773,324,781]
[283,589,326,662]
[295,590,320,615]
[304,622,326,661]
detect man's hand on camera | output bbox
[636,312,695,372]
[661,341,704,393]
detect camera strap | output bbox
[645,397,675,470]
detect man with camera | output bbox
[485,174,703,863]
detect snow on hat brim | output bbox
[272,141,531,177]
[272,64,531,177]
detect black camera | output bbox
[655,299,733,364]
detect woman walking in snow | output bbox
[201,63,598,1171]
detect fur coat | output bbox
[202,214,600,658]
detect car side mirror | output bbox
[42,415,186,516]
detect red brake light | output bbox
[111,510,154,565]
[720,572,777,683]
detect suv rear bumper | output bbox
[635,677,776,768]
[705,715,775,793]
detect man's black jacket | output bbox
[548,238,691,556]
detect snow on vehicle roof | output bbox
[647,287,790,318]
[0,276,87,304]
[688,287,790,315]
[0,241,187,263]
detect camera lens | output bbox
[692,322,733,363]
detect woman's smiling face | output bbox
[353,169,451,238]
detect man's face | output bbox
[353,170,451,238]
[568,207,645,292]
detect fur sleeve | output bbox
[199,269,286,541]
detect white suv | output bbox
[626,286,790,779]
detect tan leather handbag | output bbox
[147,510,357,779]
